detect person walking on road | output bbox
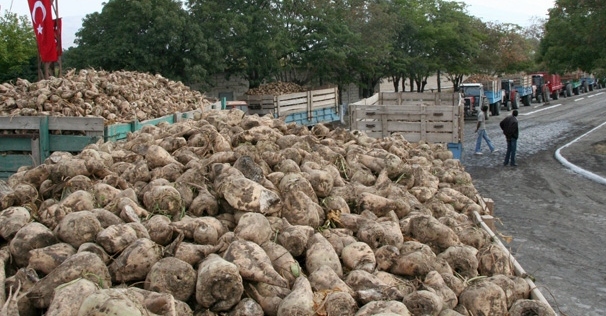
[474,105,498,155]
[500,110,519,166]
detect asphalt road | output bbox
[460,89,606,316]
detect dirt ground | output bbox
[461,91,606,316]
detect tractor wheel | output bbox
[551,90,559,100]
[494,102,500,116]
[566,84,572,97]
[574,87,579,95]
[522,95,530,107]
[510,93,517,110]
[537,93,544,103]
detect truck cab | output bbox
[460,83,488,119]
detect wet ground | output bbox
[461,90,606,316]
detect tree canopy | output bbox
[0,11,38,83]
[539,0,606,74]
[4,0,555,93]
[64,0,215,86]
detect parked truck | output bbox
[531,72,564,103]
[460,78,501,117]
[502,75,533,108]
[460,83,488,119]
[561,71,584,96]
[581,76,597,91]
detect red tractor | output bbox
[501,79,518,111]
[531,72,565,103]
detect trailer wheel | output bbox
[537,93,543,103]
[522,95,530,107]
[566,84,572,97]
[494,102,500,116]
[551,90,559,100]
[573,87,579,95]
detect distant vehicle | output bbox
[502,75,533,108]
[460,83,489,118]
[531,72,564,103]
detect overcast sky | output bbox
[3,0,555,47]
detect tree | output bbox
[539,0,606,74]
[386,0,438,93]
[189,0,288,88]
[432,1,483,91]
[0,11,38,83]
[493,24,535,74]
[66,0,214,86]
[344,0,397,97]
[275,0,358,89]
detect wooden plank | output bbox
[352,107,456,121]
[351,119,383,131]
[278,105,309,117]
[386,121,456,133]
[0,155,35,173]
[310,99,337,109]
[31,137,40,166]
[311,90,337,99]
[311,87,337,95]
[352,94,379,106]
[39,116,50,163]
[309,105,338,112]
[307,91,312,120]
[276,97,308,107]
[0,137,33,151]
[104,123,132,142]
[137,115,176,129]
[364,131,383,139]
[49,135,102,152]
[48,117,104,132]
[396,132,456,143]
[381,113,388,138]
[380,92,458,104]
[0,116,41,130]
[277,91,308,100]
[311,96,337,105]
[0,116,104,132]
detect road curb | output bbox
[554,121,606,186]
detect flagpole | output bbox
[55,0,62,77]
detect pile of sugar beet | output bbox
[0,109,555,316]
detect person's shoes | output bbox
[503,162,508,166]
[491,149,499,154]
[474,152,483,155]
[510,163,518,167]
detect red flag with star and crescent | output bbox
[28,0,58,62]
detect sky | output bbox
[3,0,556,48]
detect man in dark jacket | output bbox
[500,110,519,166]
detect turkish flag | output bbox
[28,0,58,62]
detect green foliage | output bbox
[5,0,545,93]
[0,11,38,83]
[189,0,286,88]
[66,0,215,86]
[540,0,606,73]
